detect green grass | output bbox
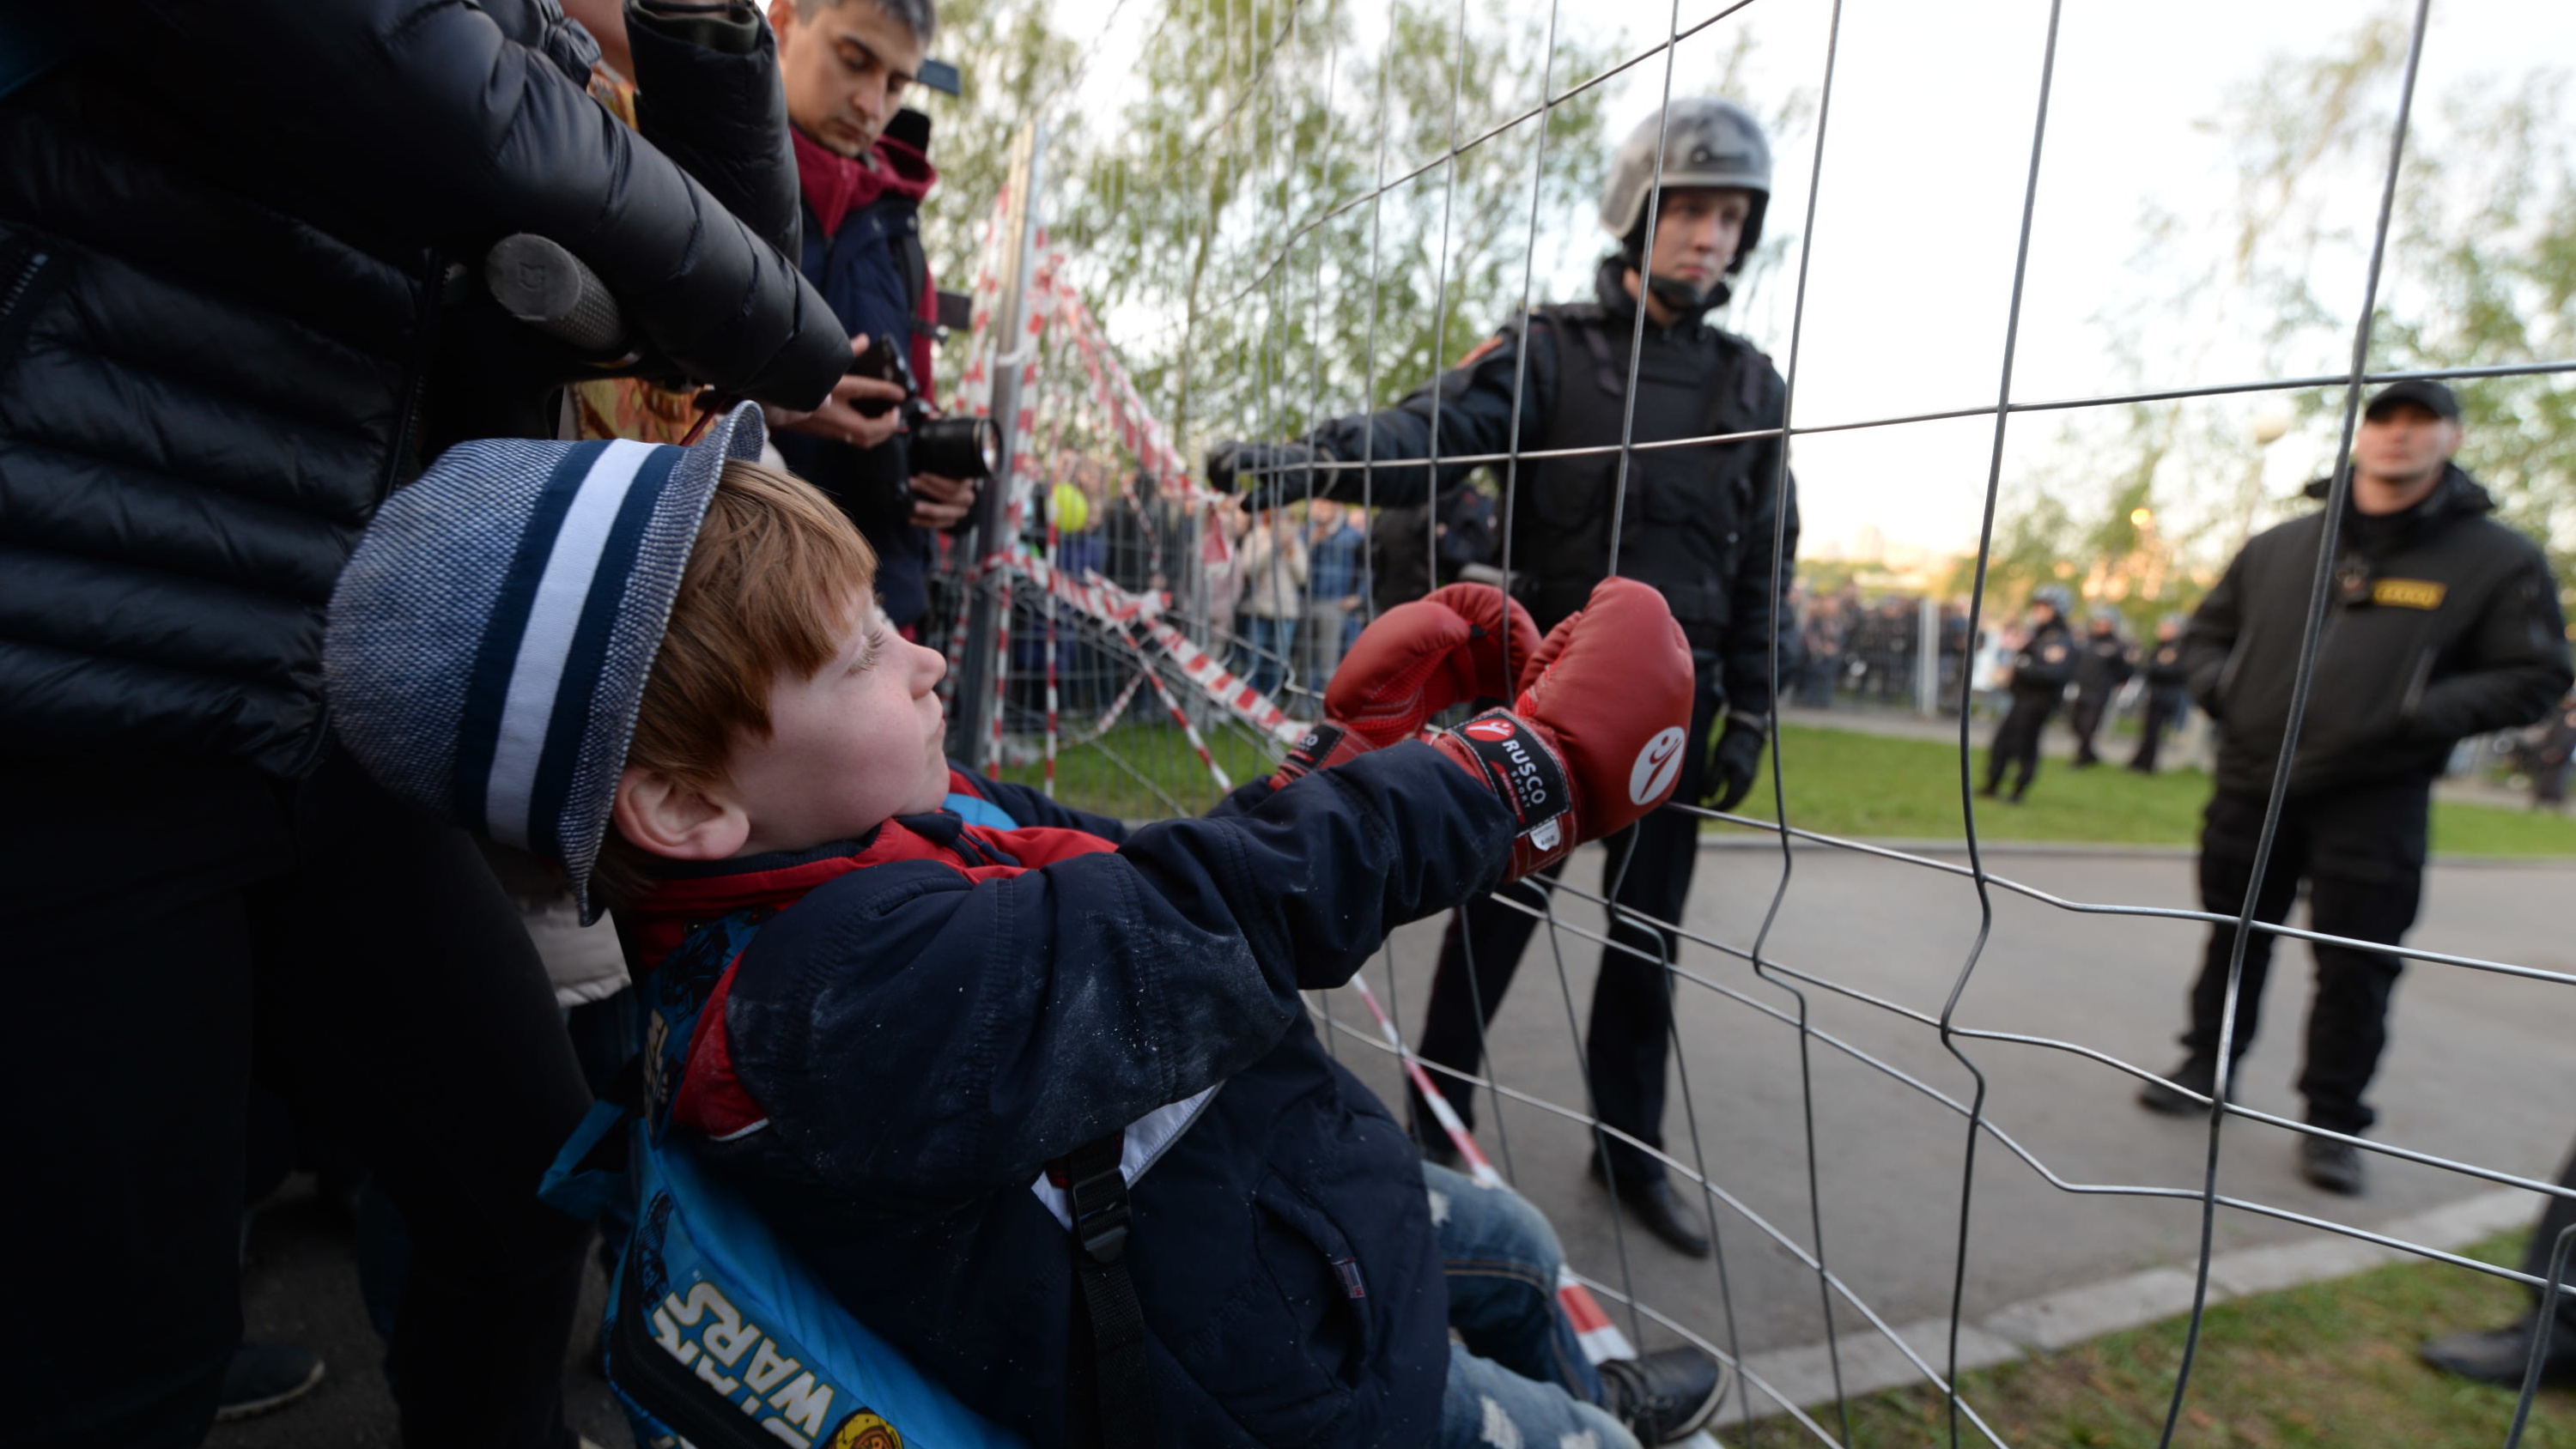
[1729,724,2576,858]
[990,719,2576,858]
[1834,1230,2574,1448]
[987,720,1278,819]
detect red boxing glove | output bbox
[1432,578,1694,879]
[1275,585,1539,788]
[1325,584,1540,749]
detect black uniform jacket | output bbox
[2184,465,2571,798]
[1300,258,1798,721]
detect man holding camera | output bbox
[1207,98,1799,1257]
[767,0,978,636]
[2137,380,2569,1196]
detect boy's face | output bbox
[730,597,953,852]
[616,595,952,864]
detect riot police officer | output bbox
[1207,98,1799,1255]
[2129,615,2190,773]
[2067,607,2136,766]
[1979,587,2075,803]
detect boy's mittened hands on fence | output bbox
[1433,579,1694,878]
[1324,585,1540,749]
[1273,585,1540,790]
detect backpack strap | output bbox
[1055,1131,1155,1447]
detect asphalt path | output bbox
[212,839,2576,1445]
[1325,840,2576,1370]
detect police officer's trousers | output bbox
[1414,677,1722,1188]
[1984,688,2057,797]
[2130,688,2188,773]
[2178,780,2427,1135]
[2068,689,2112,764]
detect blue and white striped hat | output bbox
[325,403,769,919]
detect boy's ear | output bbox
[613,766,750,862]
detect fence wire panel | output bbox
[924,0,2576,1442]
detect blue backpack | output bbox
[542,890,1030,1449]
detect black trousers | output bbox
[2178,781,2427,1135]
[2,753,590,1449]
[2525,1135,2576,1329]
[2068,689,2111,763]
[1414,677,1722,1186]
[1984,688,2056,797]
[2131,688,2187,772]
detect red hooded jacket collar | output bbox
[793,128,938,240]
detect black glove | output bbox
[1206,440,1327,506]
[1701,714,1769,811]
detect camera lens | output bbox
[912,415,999,482]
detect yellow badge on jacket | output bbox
[2371,579,2446,610]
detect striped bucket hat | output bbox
[325,402,768,919]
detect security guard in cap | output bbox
[2136,379,2569,1196]
[1979,586,2076,803]
[1205,98,1798,1256]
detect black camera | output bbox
[848,334,999,482]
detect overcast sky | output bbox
[1036,0,2576,564]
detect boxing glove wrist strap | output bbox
[1273,721,1369,787]
[1441,711,1572,856]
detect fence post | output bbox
[1916,594,1940,716]
[946,122,1048,767]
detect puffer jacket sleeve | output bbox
[722,743,1511,1201]
[624,2,803,258]
[140,0,846,410]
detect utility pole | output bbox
[947,122,1047,767]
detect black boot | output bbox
[2422,1313,2576,1387]
[2299,1134,2366,1196]
[1598,1346,1729,1444]
[1589,1158,1712,1258]
[214,1343,325,1422]
[2137,1056,2233,1116]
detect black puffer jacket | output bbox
[2183,465,2571,797]
[0,1,848,777]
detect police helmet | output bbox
[1600,98,1772,276]
[2031,585,2075,615]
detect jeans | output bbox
[1426,1163,1637,1449]
[2180,781,2428,1134]
[2,752,590,1449]
[1245,614,1299,696]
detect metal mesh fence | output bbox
[916,0,2576,1441]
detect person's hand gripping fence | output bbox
[1206,440,1330,510]
[1431,579,1696,881]
[1273,585,1541,787]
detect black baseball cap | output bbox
[2363,379,2459,421]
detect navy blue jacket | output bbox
[623,743,1515,1448]
[772,137,940,627]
